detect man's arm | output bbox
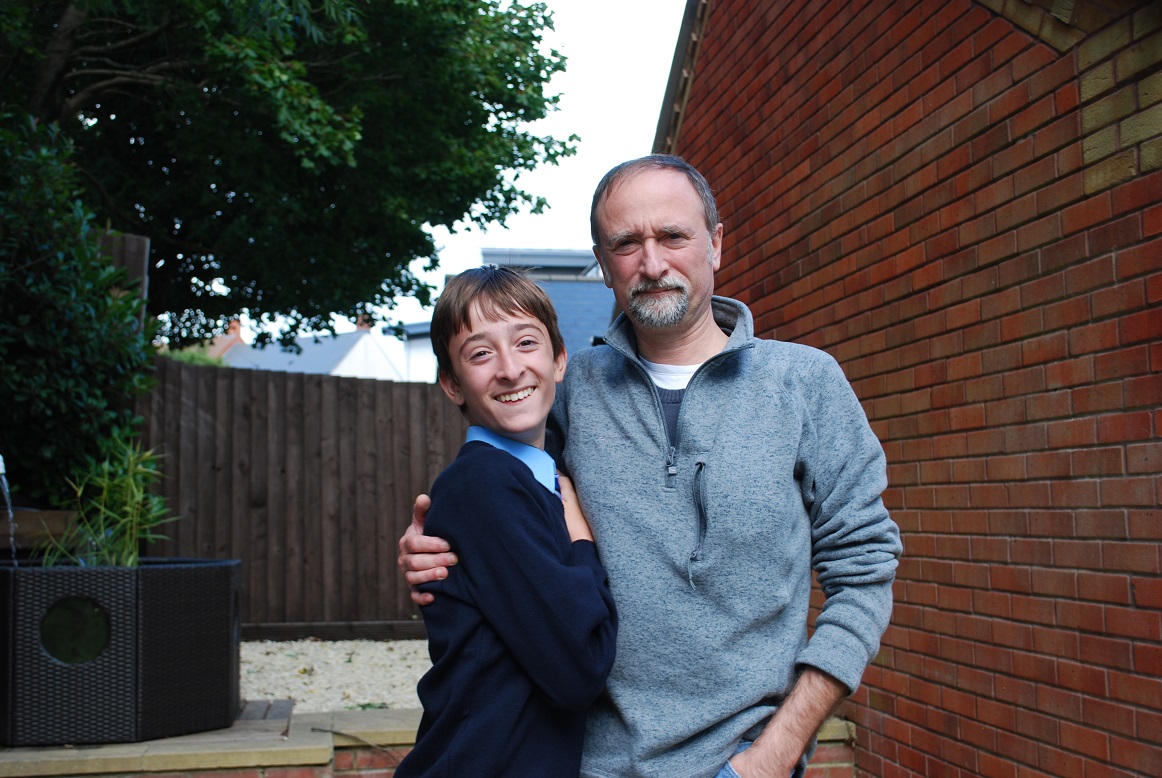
[728,667,846,778]
[396,493,458,606]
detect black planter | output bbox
[0,557,241,746]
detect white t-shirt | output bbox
[639,358,700,390]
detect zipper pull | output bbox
[666,446,678,477]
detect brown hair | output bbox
[431,266,565,382]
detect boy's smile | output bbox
[438,303,567,450]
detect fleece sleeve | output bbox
[795,353,903,693]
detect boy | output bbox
[394,266,617,777]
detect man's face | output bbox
[438,303,566,450]
[592,168,722,332]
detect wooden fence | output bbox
[136,357,468,640]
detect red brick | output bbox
[1016,213,1061,252]
[1125,374,1162,407]
[1041,297,1092,329]
[1071,381,1124,414]
[1129,508,1162,541]
[1097,411,1153,444]
[1146,203,1162,237]
[1057,139,1084,175]
[1090,215,1143,256]
[1060,192,1111,235]
[1128,442,1162,474]
[1093,280,1146,319]
[1041,231,1089,272]
[1012,154,1056,197]
[1071,447,1124,476]
[1068,320,1116,354]
[1077,570,1132,603]
[1012,93,1058,140]
[1111,667,1162,708]
[1135,578,1162,609]
[1120,306,1162,345]
[1111,169,1162,216]
[995,138,1037,180]
[1108,735,1162,777]
[1100,477,1158,508]
[1030,47,1077,97]
[1047,416,1096,447]
[1107,602,1162,641]
[1117,236,1162,279]
[1094,345,1150,381]
[1027,450,1071,478]
[1000,308,1043,342]
[997,251,1040,288]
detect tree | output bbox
[0,114,155,507]
[0,1,574,347]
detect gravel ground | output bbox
[240,639,431,713]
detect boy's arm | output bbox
[397,494,458,606]
[442,462,616,711]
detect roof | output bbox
[536,277,616,355]
[401,251,617,366]
[481,247,600,278]
[654,0,713,154]
[222,329,403,380]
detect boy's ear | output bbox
[438,370,465,406]
[553,347,567,384]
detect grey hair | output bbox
[589,155,719,246]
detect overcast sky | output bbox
[387,0,690,326]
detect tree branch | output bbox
[30,2,87,120]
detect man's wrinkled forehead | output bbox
[593,168,697,241]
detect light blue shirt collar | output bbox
[465,426,557,496]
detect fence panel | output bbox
[137,358,467,639]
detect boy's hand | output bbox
[558,474,594,543]
[397,494,458,606]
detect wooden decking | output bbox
[0,700,422,777]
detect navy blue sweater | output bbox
[396,441,618,777]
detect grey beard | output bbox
[628,282,690,328]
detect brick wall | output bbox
[670,0,1161,776]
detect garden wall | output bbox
[665,0,1161,775]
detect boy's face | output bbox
[438,303,566,450]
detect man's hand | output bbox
[727,668,846,778]
[397,493,458,606]
[558,473,594,542]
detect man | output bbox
[400,155,902,778]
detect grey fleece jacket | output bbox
[549,296,902,778]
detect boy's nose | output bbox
[495,349,522,380]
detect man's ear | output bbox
[593,245,613,289]
[438,370,464,406]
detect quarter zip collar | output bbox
[602,295,756,369]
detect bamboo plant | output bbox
[43,431,175,567]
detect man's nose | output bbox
[639,239,668,279]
